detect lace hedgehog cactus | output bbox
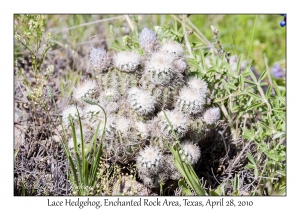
[62,27,222,189]
[89,47,110,72]
[114,51,140,72]
[138,28,159,53]
[145,51,175,86]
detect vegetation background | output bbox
[13,13,287,197]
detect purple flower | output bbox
[272,63,285,79]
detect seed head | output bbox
[114,51,140,72]
[83,104,104,127]
[203,107,220,124]
[89,47,110,72]
[139,28,159,53]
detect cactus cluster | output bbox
[62,28,221,188]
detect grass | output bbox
[14,14,286,196]
[43,14,286,71]
[188,14,286,72]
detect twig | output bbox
[211,25,230,63]
[225,140,251,176]
[170,15,212,51]
[17,81,29,103]
[211,168,221,185]
[182,15,194,58]
[50,16,128,34]
[124,15,135,32]
[218,124,229,156]
[185,18,217,54]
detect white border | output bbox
[2,1,298,209]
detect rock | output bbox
[112,175,150,196]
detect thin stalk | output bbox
[52,16,129,34]
[264,53,273,88]
[15,37,36,58]
[247,15,258,62]
[182,15,193,58]
[185,18,217,54]
[124,15,135,32]
[170,15,210,50]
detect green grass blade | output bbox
[171,146,206,195]
[81,98,107,187]
[69,116,83,185]
[85,121,102,159]
[60,139,79,188]
[76,106,87,188]
[247,15,257,62]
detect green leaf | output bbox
[260,82,269,86]
[265,85,272,99]
[239,75,245,90]
[236,55,243,75]
[273,80,281,97]
[209,190,219,196]
[14,149,19,158]
[213,183,225,196]
[178,178,192,195]
[246,91,263,101]
[254,167,258,178]
[199,50,206,70]
[231,105,239,113]
[272,108,285,113]
[246,102,264,111]
[188,58,200,70]
[85,121,102,158]
[241,69,251,77]
[244,163,255,170]
[259,121,271,131]
[242,128,253,140]
[258,69,268,82]
[249,70,258,83]
[244,78,257,85]
[170,28,183,37]
[227,83,237,90]
[233,174,240,193]
[232,89,244,97]
[264,151,279,162]
[246,152,256,165]
[167,131,206,195]
[221,79,231,94]
[276,170,286,176]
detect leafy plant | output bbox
[187,25,286,195]
[14,14,54,111]
[66,98,106,195]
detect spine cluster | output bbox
[62,27,221,187]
